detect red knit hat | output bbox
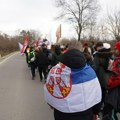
[115,41,120,51]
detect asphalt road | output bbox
[0,52,54,120]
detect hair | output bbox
[54,45,61,55]
[67,40,83,51]
[95,42,103,49]
[83,47,90,54]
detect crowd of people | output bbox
[24,39,120,120]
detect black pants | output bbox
[38,66,47,80]
[102,87,107,104]
[102,103,118,120]
[54,108,93,120]
[30,63,35,77]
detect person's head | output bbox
[42,43,47,48]
[54,45,61,55]
[35,46,41,52]
[90,41,95,46]
[30,47,33,52]
[60,49,86,69]
[114,41,120,56]
[67,40,83,51]
[51,44,55,52]
[83,47,90,54]
[95,42,103,51]
[83,42,89,47]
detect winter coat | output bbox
[27,51,36,64]
[93,49,113,88]
[105,56,120,112]
[51,46,62,66]
[107,56,120,88]
[44,49,101,120]
[51,53,61,66]
[36,51,49,68]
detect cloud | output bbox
[0,0,120,38]
[0,0,56,34]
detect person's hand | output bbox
[93,114,100,120]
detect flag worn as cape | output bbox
[44,63,102,113]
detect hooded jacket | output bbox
[94,48,113,88]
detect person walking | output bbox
[93,43,113,109]
[36,47,49,82]
[44,41,102,120]
[102,41,120,120]
[24,45,30,67]
[51,45,62,67]
[28,47,36,80]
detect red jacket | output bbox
[108,56,120,88]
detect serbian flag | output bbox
[56,24,61,43]
[21,35,29,54]
[44,63,101,113]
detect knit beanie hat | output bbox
[60,49,86,69]
[115,41,120,51]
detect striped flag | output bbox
[21,35,29,54]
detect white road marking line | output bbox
[0,52,19,65]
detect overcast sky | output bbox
[0,0,120,39]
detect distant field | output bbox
[0,50,17,57]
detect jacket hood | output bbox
[96,49,113,58]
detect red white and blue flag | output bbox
[44,63,101,113]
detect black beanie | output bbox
[60,49,86,69]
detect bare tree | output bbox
[54,0,100,41]
[88,15,97,40]
[107,10,120,40]
[19,30,42,44]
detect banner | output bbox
[56,24,61,43]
